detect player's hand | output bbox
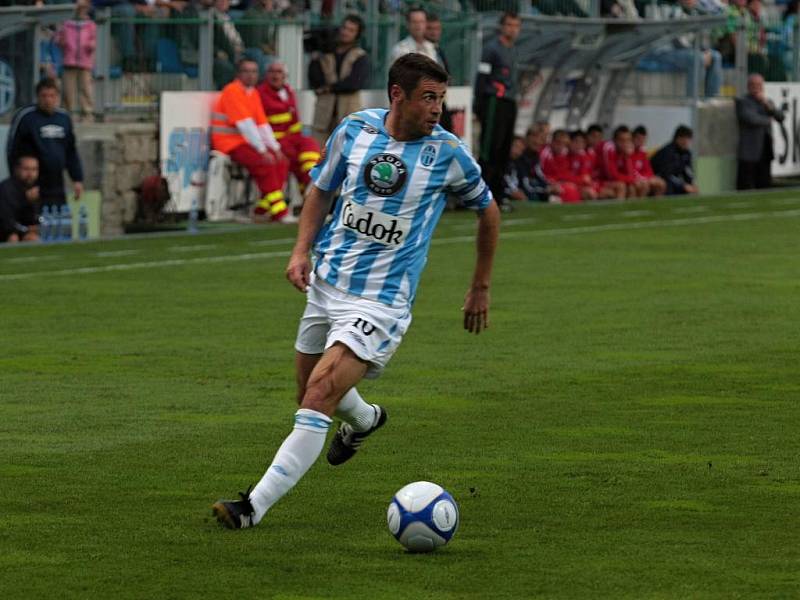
[26,186,39,201]
[286,251,311,293]
[462,285,490,335]
[261,151,275,165]
[73,182,83,200]
[274,149,288,164]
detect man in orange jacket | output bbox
[210,58,290,221]
[257,61,321,200]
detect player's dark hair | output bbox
[613,125,630,139]
[674,125,693,140]
[552,128,569,139]
[500,11,520,24]
[387,52,449,102]
[15,154,38,167]
[36,77,59,95]
[569,129,586,140]
[427,12,440,22]
[343,14,364,39]
[236,57,259,72]
[633,125,647,136]
[406,6,427,21]
[587,123,603,135]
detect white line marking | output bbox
[499,217,537,226]
[621,210,654,217]
[168,244,219,253]
[672,205,709,213]
[5,254,62,263]
[3,209,800,282]
[95,250,139,258]
[561,213,597,221]
[248,237,297,247]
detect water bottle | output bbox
[78,204,89,240]
[39,205,52,242]
[188,197,199,234]
[59,204,73,241]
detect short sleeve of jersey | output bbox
[310,120,349,192]
[447,142,492,210]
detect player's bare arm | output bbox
[463,199,500,335]
[286,184,334,292]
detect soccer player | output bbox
[212,53,500,529]
[597,125,647,199]
[539,129,581,203]
[631,126,666,197]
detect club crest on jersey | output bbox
[420,144,437,167]
[364,153,408,196]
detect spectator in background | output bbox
[597,125,646,198]
[211,58,290,221]
[0,155,40,244]
[539,129,582,202]
[602,0,640,18]
[631,126,666,196]
[308,15,369,146]
[6,79,83,208]
[92,0,136,70]
[645,0,722,98]
[535,0,588,17]
[425,13,453,132]
[503,136,552,202]
[213,0,246,89]
[716,0,750,65]
[651,125,698,195]
[241,0,287,77]
[568,130,624,200]
[736,73,784,189]
[782,0,800,77]
[55,0,97,122]
[390,7,438,63]
[746,0,769,76]
[257,61,321,203]
[474,11,521,212]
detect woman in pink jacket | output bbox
[55,0,97,121]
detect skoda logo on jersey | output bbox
[419,144,437,168]
[364,153,407,196]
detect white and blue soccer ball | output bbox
[386,481,459,552]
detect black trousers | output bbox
[478,97,517,205]
[737,147,773,190]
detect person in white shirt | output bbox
[390,7,438,64]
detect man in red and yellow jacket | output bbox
[257,61,321,199]
[210,58,290,221]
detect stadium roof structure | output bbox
[0,4,75,39]
[482,13,728,128]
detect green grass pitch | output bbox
[2,192,799,598]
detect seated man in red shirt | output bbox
[568,130,624,200]
[597,125,649,199]
[539,129,581,202]
[257,61,322,203]
[632,126,666,197]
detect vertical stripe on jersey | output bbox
[321,132,390,289]
[377,145,452,306]
[346,140,426,298]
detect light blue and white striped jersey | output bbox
[310,108,492,309]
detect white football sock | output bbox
[249,408,331,524]
[335,388,379,432]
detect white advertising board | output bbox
[766,82,800,177]
[160,87,474,213]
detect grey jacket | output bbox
[736,94,785,162]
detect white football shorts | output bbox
[294,276,412,378]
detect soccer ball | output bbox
[386,481,459,552]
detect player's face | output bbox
[587,130,602,147]
[570,135,585,153]
[395,78,446,137]
[339,20,359,45]
[510,138,524,159]
[500,17,521,43]
[425,20,442,43]
[676,135,692,151]
[37,87,60,114]
[15,158,38,186]
[616,132,633,154]
[551,133,568,153]
[407,11,427,40]
[266,64,286,90]
[633,133,646,149]
[237,61,259,87]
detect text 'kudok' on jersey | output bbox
[309,109,492,310]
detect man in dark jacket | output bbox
[651,125,698,195]
[6,78,84,207]
[474,11,521,212]
[735,73,784,190]
[0,155,40,243]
